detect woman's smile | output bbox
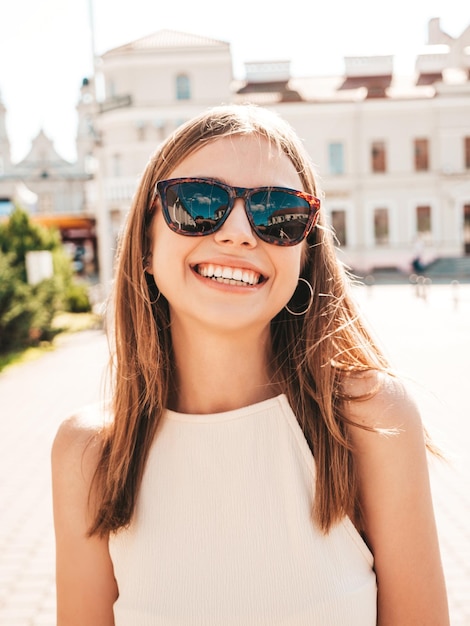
[193,263,265,287]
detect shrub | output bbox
[0,252,36,352]
[65,282,92,313]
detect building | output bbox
[7,19,467,290]
[0,87,97,276]
[86,20,470,289]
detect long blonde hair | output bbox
[89,104,389,537]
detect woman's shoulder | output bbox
[339,371,449,624]
[52,404,110,479]
[340,369,422,434]
[52,406,119,620]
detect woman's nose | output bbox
[213,199,257,247]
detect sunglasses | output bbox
[153,177,320,246]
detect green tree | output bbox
[0,207,91,352]
[0,206,61,279]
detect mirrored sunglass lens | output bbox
[250,190,310,242]
[166,182,230,233]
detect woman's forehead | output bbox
[167,135,303,190]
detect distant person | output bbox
[411,235,425,274]
[412,256,425,274]
[51,104,449,625]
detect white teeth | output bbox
[196,264,261,286]
[232,268,243,281]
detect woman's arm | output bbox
[344,372,449,626]
[51,414,118,626]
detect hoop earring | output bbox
[144,269,161,304]
[148,287,161,305]
[284,278,314,316]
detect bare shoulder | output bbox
[341,371,449,623]
[52,406,118,624]
[51,404,111,528]
[340,369,422,435]
[341,370,428,509]
[340,370,427,511]
[52,404,109,474]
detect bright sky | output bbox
[1,0,468,163]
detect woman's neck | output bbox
[168,323,280,414]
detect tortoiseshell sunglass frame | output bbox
[150,177,321,247]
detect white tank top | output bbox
[109,395,377,625]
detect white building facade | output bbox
[0,92,98,276]
[85,22,470,289]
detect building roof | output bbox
[11,129,89,179]
[16,130,71,168]
[104,29,230,56]
[233,74,436,105]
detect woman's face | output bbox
[147,134,306,336]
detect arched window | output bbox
[176,74,191,100]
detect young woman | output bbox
[52,104,449,625]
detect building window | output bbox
[371,141,386,173]
[176,74,191,100]
[0,197,13,216]
[465,137,470,170]
[373,207,389,245]
[416,205,431,237]
[328,143,344,175]
[414,138,429,171]
[331,210,347,246]
[464,204,470,255]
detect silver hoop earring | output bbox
[285,278,314,316]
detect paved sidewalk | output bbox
[0,330,109,625]
[0,283,469,625]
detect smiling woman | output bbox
[51,104,449,626]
